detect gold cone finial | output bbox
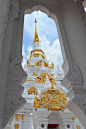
[34,18,39,43]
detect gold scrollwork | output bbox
[27,86,38,95]
[35,60,50,68]
[35,73,56,85]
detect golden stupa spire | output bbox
[34,18,39,43]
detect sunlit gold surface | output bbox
[34,18,39,43]
[14,124,19,129]
[35,73,56,85]
[34,85,68,111]
[27,86,38,95]
[76,125,80,129]
[72,116,75,122]
[29,50,45,59]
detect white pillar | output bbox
[30,113,34,129]
[33,109,51,129]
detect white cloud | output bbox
[40,35,63,73]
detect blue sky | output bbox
[22,11,63,74]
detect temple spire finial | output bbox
[34,18,39,43]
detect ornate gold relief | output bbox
[27,86,38,95]
[14,124,19,129]
[35,60,49,67]
[10,114,23,125]
[35,73,56,85]
[15,114,20,121]
[76,125,80,129]
[72,116,75,122]
[34,85,69,111]
[35,60,42,66]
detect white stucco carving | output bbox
[73,97,86,114]
[66,62,83,85]
[0,0,11,63]
[3,57,27,128]
[9,57,27,83]
[10,0,20,19]
[76,0,86,27]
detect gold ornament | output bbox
[10,116,14,125]
[27,60,30,66]
[51,74,54,77]
[33,72,37,76]
[72,116,75,122]
[35,73,56,85]
[35,60,54,68]
[27,86,38,95]
[49,62,54,69]
[76,125,80,129]
[34,85,69,111]
[26,79,34,81]
[14,114,20,121]
[21,114,23,120]
[14,124,19,129]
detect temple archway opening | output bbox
[4,3,86,129]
